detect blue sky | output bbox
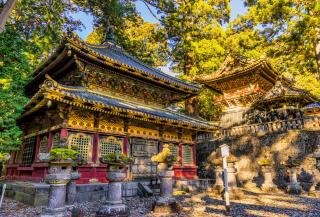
[74,0,247,40]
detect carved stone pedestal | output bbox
[66,171,81,204]
[153,169,179,214]
[96,170,128,217]
[261,166,277,191]
[40,161,72,217]
[287,167,302,194]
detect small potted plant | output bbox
[151,144,177,172]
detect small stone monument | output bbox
[258,148,277,191]
[285,156,302,194]
[96,153,131,217]
[151,144,179,214]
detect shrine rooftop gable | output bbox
[25,35,201,101]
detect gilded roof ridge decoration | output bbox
[66,35,201,91]
[33,77,214,130]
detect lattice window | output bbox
[99,136,123,157]
[39,136,48,153]
[182,145,193,165]
[168,143,179,159]
[22,137,36,166]
[168,143,179,162]
[51,133,60,149]
[68,133,92,162]
[15,150,21,164]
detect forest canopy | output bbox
[0,0,319,150]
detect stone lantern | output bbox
[40,159,72,217]
[151,144,179,214]
[285,156,302,194]
[257,148,277,191]
[310,145,320,192]
[96,153,131,217]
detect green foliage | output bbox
[0,29,30,152]
[229,0,320,96]
[7,0,81,67]
[103,153,132,164]
[150,0,231,76]
[197,89,221,120]
[86,16,169,67]
[50,148,80,161]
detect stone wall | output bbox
[2,179,212,206]
[197,130,320,190]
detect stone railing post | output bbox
[66,171,81,205]
[40,161,72,217]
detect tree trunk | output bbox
[0,0,17,32]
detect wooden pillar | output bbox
[178,143,183,165]
[48,132,53,151]
[123,135,128,155]
[34,135,41,163]
[92,133,99,163]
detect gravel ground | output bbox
[0,189,319,217]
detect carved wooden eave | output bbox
[251,81,318,110]
[25,34,201,98]
[194,55,279,93]
[22,76,216,132]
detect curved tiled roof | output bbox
[30,77,214,131]
[304,102,320,109]
[86,42,200,91]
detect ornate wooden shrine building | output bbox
[6,35,214,184]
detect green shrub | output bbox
[50,148,80,161]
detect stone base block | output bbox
[96,203,128,217]
[153,197,180,214]
[261,184,278,192]
[287,183,302,194]
[40,207,70,217]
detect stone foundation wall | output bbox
[197,130,320,190]
[2,179,210,206]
